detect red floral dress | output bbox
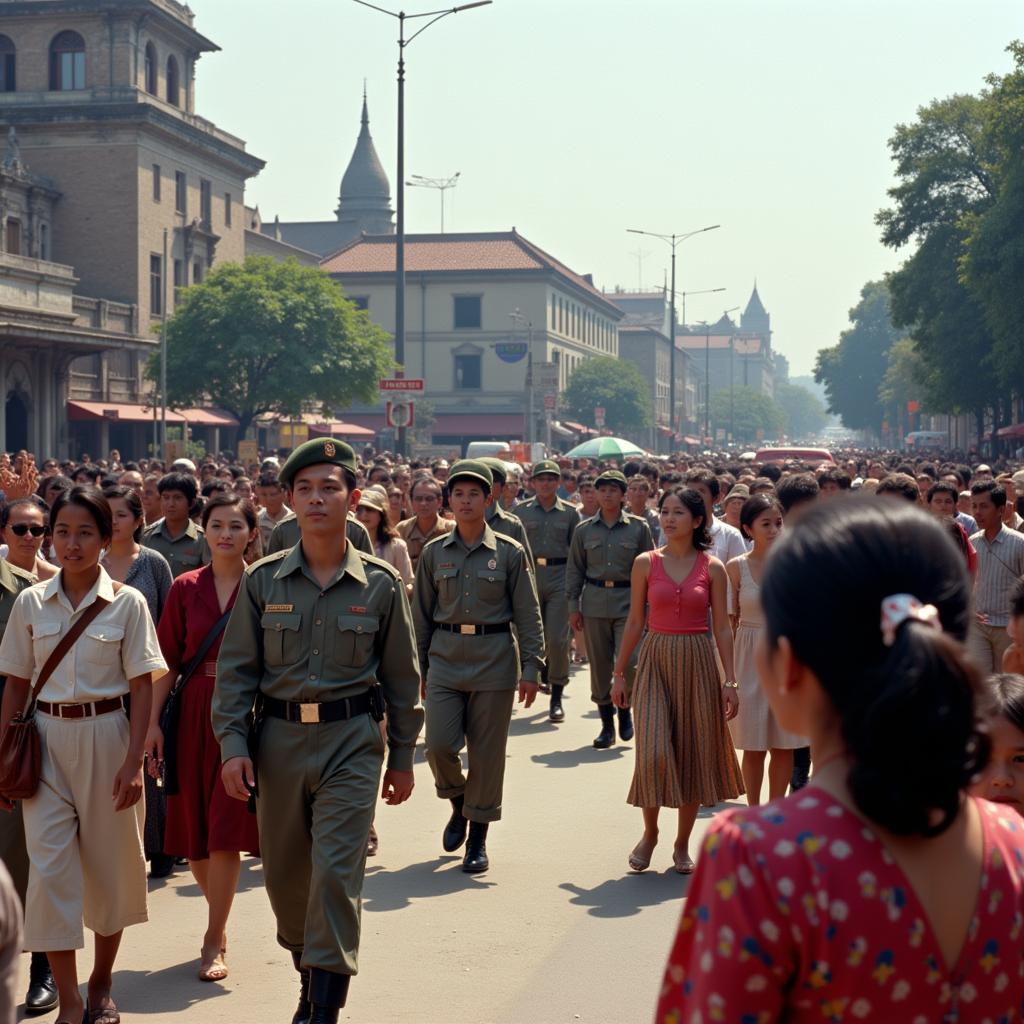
[657,791,1024,1023]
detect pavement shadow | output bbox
[560,870,690,919]
[507,710,558,737]
[107,964,232,1013]
[362,858,495,912]
[169,855,264,899]
[530,745,631,769]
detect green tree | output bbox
[774,382,829,440]
[814,280,904,434]
[149,256,394,437]
[878,337,928,437]
[563,356,652,432]
[709,386,783,443]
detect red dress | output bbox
[657,791,1024,1023]
[156,566,260,860]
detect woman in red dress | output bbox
[146,494,260,983]
[657,498,1024,1023]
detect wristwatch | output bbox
[722,680,739,689]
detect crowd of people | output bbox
[0,439,1023,1022]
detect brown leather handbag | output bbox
[0,596,111,800]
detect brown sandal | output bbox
[87,1001,121,1024]
[198,944,228,982]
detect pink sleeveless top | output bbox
[647,551,711,635]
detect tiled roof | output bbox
[678,335,767,354]
[321,231,621,314]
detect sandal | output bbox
[198,944,229,982]
[628,837,656,873]
[672,848,695,875]
[367,823,379,857]
[86,1001,121,1024]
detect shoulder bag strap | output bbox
[169,607,233,698]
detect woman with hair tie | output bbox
[657,498,1024,1022]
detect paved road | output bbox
[15,663,739,1023]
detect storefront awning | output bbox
[996,423,1024,439]
[308,420,375,438]
[549,421,574,438]
[683,435,701,446]
[180,407,238,427]
[562,420,587,433]
[68,400,185,424]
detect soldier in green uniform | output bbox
[212,438,422,1024]
[515,460,578,722]
[478,457,533,564]
[565,470,654,748]
[0,556,58,1014]
[141,471,211,577]
[412,460,543,873]
[265,509,373,556]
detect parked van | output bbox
[904,431,946,450]
[465,441,513,460]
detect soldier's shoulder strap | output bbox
[358,550,402,581]
[244,549,290,577]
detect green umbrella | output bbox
[563,436,647,460]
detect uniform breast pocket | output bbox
[584,538,605,566]
[85,623,125,667]
[476,569,507,602]
[261,612,302,666]
[334,615,380,668]
[30,620,62,663]
[433,567,460,602]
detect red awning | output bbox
[683,435,701,446]
[996,423,1024,439]
[68,400,185,424]
[180,407,238,427]
[562,420,588,433]
[308,421,375,438]
[657,425,673,435]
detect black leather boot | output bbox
[549,684,565,723]
[308,967,350,1024]
[290,950,311,1024]
[593,704,616,749]
[462,821,489,873]
[24,952,58,1016]
[442,794,468,852]
[617,706,634,742]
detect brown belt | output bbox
[37,696,127,719]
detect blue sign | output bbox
[494,341,528,363]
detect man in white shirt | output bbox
[256,472,292,550]
[682,470,746,564]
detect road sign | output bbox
[386,400,414,429]
[594,406,605,428]
[238,440,259,465]
[380,378,424,393]
[535,362,560,393]
[544,394,557,411]
[164,439,186,463]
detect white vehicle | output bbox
[465,440,513,460]
[904,430,946,450]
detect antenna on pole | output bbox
[629,247,650,291]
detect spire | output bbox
[337,87,393,227]
[361,79,368,126]
[744,280,767,318]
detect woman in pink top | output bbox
[612,486,743,875]
[657,498,1024,1023]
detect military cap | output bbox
[530,459,561,479]
[478,456,508,484]
[447,459,493,492]
[279,437,358,488]
[594,469,628,492]
[723,484,750,506]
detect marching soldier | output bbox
[142,471,211,577]
[515,460,578,723]
[413,460,543,873]
[478,457,533,563]
[212,438,422,1024]
[565,470,654,749]
[265,507,373,557]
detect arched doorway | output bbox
[5,390,29,452]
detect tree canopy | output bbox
[774,382,829,440]
[562,356,652,432]
[149,257,393,437]
[708,386,783,443]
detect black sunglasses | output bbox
[10,524,45,537]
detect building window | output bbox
[152,164,161,201]
[350,296,369,311]
[200,179,212,227]
[5,219,21,255]
[453,295,482,329]
[166,55,180,106]
[454,353,481,390]
[224,192,232,227]
[0,35,15,92]
[193,260,203,284]
[39,223,49,260]
[50,31,85,91]
[173,259,184,302]
[174,171,186,215]
[144,42,157,94]
[150,253,163,316]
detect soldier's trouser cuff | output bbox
[433,781,466,800]
[464,802,502,824]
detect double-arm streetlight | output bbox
[407,172,460,232]
[626,225,720,440]
[353,0,492,454]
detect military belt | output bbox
[436,622,511,636]
[262,691,373,724]
[535,557,568,566]
[585,577,630,589]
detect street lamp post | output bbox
[626,225,720,443]
[353,0,492,455]
[407,172,460,231]
[509,308,533,445]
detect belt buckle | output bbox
[299,702,320,724]
[460,624,476,636]
[536,557,548,566]
[604,580,615,588]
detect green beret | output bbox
[478,456,509,484]
[595,469,628,492]
[447,459,493,492]
[530,459,561,479]
[279,437,357,488]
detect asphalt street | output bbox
[14,662,741,1024]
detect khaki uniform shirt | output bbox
[485,503,533,566]
[0,558,34,696]
[142,518,211,578]
[212,541,423,771]
[397,515,454,573]
[258,504,292,550]
[565,510,654,618]
[412,524,544,690]
[514,496,579,565]
[0,568,167,702]
[266,512,373,557]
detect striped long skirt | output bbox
[627,631,744,809]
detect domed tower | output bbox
[335,88,394,236]
[741,281,770,347]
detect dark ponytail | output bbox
[761,497,988,837]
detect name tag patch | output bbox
[349,605,367,614]
[439,562,455,570]
[265,603,294,613]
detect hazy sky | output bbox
[194,0,1021,375]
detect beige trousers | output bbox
[22,710,148,951]
[968,622,1013,674]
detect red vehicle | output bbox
[754,446,834,465]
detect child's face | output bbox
[971,715,1024,813]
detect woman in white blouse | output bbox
[0,486,166,1024]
